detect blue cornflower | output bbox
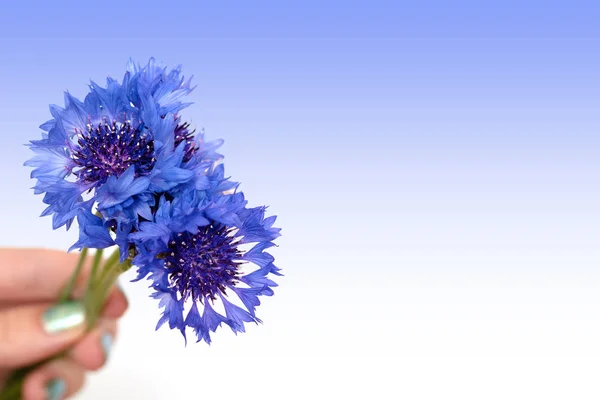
[130,190,281,344]
[25,59,223,249]
[25,58,282,345]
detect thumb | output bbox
[0,301,86,368]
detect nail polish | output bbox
[42,301,86,334]
[101,332,113,359]
[46,379,66,400]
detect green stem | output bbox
[96,248,121,287]
[87,248,123,327]
[93,256,131,320]
[0,374,24,400]
[86,248,104,295]
[85,248,106,329]
[58,247,88,303]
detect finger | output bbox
[0,301,86,368]
[0,248,99,301]
[101,285,129,319]
[0,283,129,316]
[68,319,117,371]
[22,359,85,400]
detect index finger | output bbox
[0,248,105,301]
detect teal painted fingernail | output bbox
[42,301,86,334]
[46,378,66,400]
[101,332,113,359]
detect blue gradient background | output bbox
[1,1,599,399]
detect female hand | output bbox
[0,249,129,400]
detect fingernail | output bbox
[46,378,66,400]
[42,301,86,334]
[101,332,113,359]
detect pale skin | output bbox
[0,249,129,399]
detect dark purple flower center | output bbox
[165,224,242,302]
[72,119,155,185]
[174,122,198,162]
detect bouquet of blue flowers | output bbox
[0,58,281,399]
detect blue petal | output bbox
[89,78,129,117]
[237,207,281,243]
[201,299,227,332]
[25,146,74,179]
[219,294,260,334]
[34,177,90,230]
[241,264,279,290]
[57,92,91,137]
[231,287,263,317]
[185,302,210,344]
[69,212,115,251]
[152,289,186,340]
[39,119,56,132]
[241,242,276,267]
[149,141,193,191]
[96,166,150,209]
[115,223,134,262]
[129,221,172,246]
[130,197,153,221]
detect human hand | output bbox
[0,249,129,399]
